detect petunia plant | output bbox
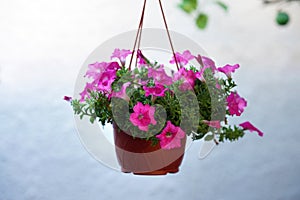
[65,48,263,150]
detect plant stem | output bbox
[263,0,300,4]
[214,138,219,145]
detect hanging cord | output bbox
[129,0,180,71]
[128,0,147,70]
[158,0,180,71]
[135,11,144,68]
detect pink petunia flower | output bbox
[111,82,131,101]
[79,82,95,102]
[129,102,157,132]
[195,65,209,82]
[85,62,108,80]
[226,92,247,116]
[202,56,217,73]
[107,62,121,71]
[239,121,264,137]
[137,50,147,65]
[111,48,132,65]
[143,84,168,97]
[156,121,185,150]
[170,50,195,66]
[217,64,240,78]
[203,120,221,129]
[63,96,72,102]
[95,70,117,93]
[148,66,173,86]
[174,67,197,90]
[195,54,217,74]
[85,61,120,81]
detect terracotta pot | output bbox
[113,124,186,175]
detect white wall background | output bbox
[0,0,300,200]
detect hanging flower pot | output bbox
[113,123,186,175]
[64,0,263,175]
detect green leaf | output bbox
[215,1,228,12]
[204,134,214,141]
[276,11,289,26]
[90,116,95,124]
[179,0,197,14]
[196,13,208,29]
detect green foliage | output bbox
[71,99,96,123]
[276,11,289,25]
[179,0,198,14]
[204,134,214,141]
[150,136,160,147]
[191,69,227,141]
[71,56,248,144]
[178,0,297,29]
[116,66,129,78]
[263,0,297,27]
[178,0,229,30]
[155,90,181,126]
[219,126,245,142]
[222,78,237,95]
[94,92,112,126]
[196,13,208,29]
[71,91,112,126]
[215,1,228,12]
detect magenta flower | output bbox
[217,64,240,77]
[195,65,209,82]
[63,96,72,102]
[174,67,197,90]
[95,70,117,93]
[203,120,221,129]
[143,84,167,97]
[79,82,95,102]
[156,121,185,150]
[111,48,132,65]
[195,55,218,74]
[201,56,217,73]
[107,62,121,71]
[148,66,173,86]
[195,54,204,66]
[111,82,131,101]
[85,61,120,82]
[85,62,108,80]
[170,50,194,66]
[130,102,157,132]
[226,92,247,116]
[137,50,147,65]
[239,121,264,137]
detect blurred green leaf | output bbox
[204,134,214,141]
[276,11,289,26]
[196,13,208,29]
[179,0,198,14]
[215,1,228,12]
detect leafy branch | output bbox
[263,0,300,4]
[178,0,299,29]
[178,0,228,29]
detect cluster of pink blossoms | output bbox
[80,61,120,102]
[79,49,132,102]
[75,48,263,150]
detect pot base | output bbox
[121,160,182,175]
[114,124,186,176]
